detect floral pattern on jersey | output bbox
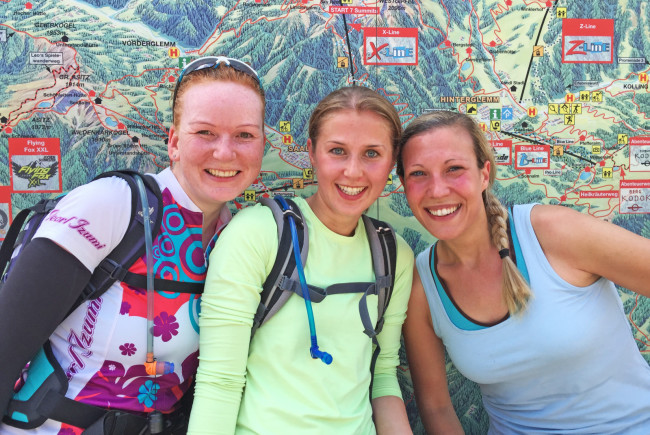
[119,342,137,356]
[120,188,206,320]
[153,312,179,342]
[120,301,131,315]
[74,351,199,413]
[138,379,160,408]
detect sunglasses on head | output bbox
[171,56,262,115]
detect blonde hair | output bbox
[308,86,402,155]
[398,111,531,314]
[172,63,265,127]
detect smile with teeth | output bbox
[207,169,238,177]
[426,204,460,217]
[338,185,366,196]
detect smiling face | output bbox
[400,125,490,242]
[167,80,265,216]
[306,109,394,235]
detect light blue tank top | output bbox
[417,203,650,434]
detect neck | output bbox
[305,195,359,236]
[437,211,494,267]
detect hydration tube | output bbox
[134,175,173,376]
[276,196,332,365]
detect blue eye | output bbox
[366,149,379,158]
[331,148,344,155]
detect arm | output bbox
[530,204,650,295]
[371,236,414,434]
[0,239,92,416]
[188,206,277,435]
[1,177,131,416]
[372,395,412,435]
[403,268,464,435]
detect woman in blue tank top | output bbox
[397,110,650,434]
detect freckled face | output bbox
[400,126,490,241]
[168,81,264,215]
[307,109,394,235]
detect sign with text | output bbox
[363,28,418,66]
[619,180,650,214]
[514,145,550,170]
[562,19,614,64]
[491,140,512,165]
[629,136,650,172]
[8,138,62,193]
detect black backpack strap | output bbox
[252,196,308,335]
[360,215,397,399]
[69,171,164,312]
[87,171,204,296]
[0,198,60,280]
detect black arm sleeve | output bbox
[0,238,92,416]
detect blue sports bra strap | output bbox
[507,206,530,283]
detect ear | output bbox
[168,125,180,163]
[480,160,490,192]
[307,138,315,168]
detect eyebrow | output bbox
[187,121,262,128]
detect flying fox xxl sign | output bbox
[8,138,62,193]
[363,28,418,66]
[562,19,614,64]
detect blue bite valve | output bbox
[311,346,333,365]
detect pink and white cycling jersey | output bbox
[1,168,230,435]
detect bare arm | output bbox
[531,204,650,296]
[372,395,412,435]
[403,269,464,435]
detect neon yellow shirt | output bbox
[188,197,413,434]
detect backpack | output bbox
[253,196,397,393]
[1,170,203,431]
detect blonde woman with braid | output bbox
[398,111,650,434]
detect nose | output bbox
[212,138,236,161]
[427,174,450,198]
[343,155,363,178]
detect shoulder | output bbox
[34,176,133,270]
[395,233,415,269]
[528,203,584,240]
[221,202,277,236]
[212,202,278,257]
[208,202,280,279]
[59,176,133,210]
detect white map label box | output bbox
[29,52,63,65]
[629,136,650,172]
[620,180,650,214]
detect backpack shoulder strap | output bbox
[252,196,308,335]
[72,170,161,311]
[360,214,397,398]
[361,215,397,335]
